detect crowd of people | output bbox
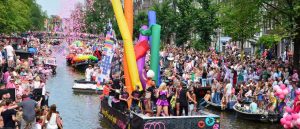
[0,35,63,129]
[97,42,299,117]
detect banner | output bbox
[98,34,115,83]
[44,57,57,66]
[101,100,129,129]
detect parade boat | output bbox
[71,55,98,71]
[99,100,221,129]
[72,79,102,94]
[233,103,280,123]
[205,100,236,111]
[72,60,98,71]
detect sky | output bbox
[36,0,84,18]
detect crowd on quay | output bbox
[93,41,299,117]
[0,36,63,129]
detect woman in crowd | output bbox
[46,104,63,129]
[156,83,169,116]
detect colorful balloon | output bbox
[111,0,142,90]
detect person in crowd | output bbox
[249,99,258,113]
[130,85,141,113]
[156,83,169,116]
[199,90,211,109]
[119,87,129,112]
[112,90,121,111]
[178,83,197,116]
[188,86,197,115]
[1,100,17,129]
[85,65,93,81]
[46,104,63,129]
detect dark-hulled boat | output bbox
[233,103,280,123]
[99,100,221,129]
[205,100,236,111]
[72,60,97,71]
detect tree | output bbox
[258,34,281,49]
[258,0,300,69]
[193,0,219,50]
[220,0,261,51]
[0,0,46,34]
[133,11,148,39]
[85,0,120,37]
[151,0,176,44]
[174,0,195,46]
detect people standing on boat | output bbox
[268,93,277,113]
[225,80,232,105]
[130,85,141,113]
[178,83,197,116]
[188,86,197,115]
[249,99,258,113]
[85,65,93,81]
[112,90,122,111]
[156,83,169,116]
[119,87,129,112]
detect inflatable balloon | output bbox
[296,90,300,95]
[277,88,283,94]
[124,0,134,107]
[124,0,133,36]
[134,40,150,60]
[279,94,285,99]
[111,0,142,90]
[148,11,161,86]
[136,25,149,90]
[273,85,279,91]
[137,57,146,89]
[283,89,289,94]
[292,114,299,120]
[281,118,287,125]
[286,115,293,121]
[140,24,161,85]
[286,107,293,113]
[280,84,286,89]
[297,118,300,125]
[148,11,156,46]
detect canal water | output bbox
[46,45,282,129]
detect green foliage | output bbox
[133,11,148,39]
[151,0,176,44]
[257,0,300,68]
[220,0,261,50]
[0,0,46,34]
[258,34,281,48]
[85,0,120,38]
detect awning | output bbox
[220,37,231,43]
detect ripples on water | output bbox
[45,52,109,129]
